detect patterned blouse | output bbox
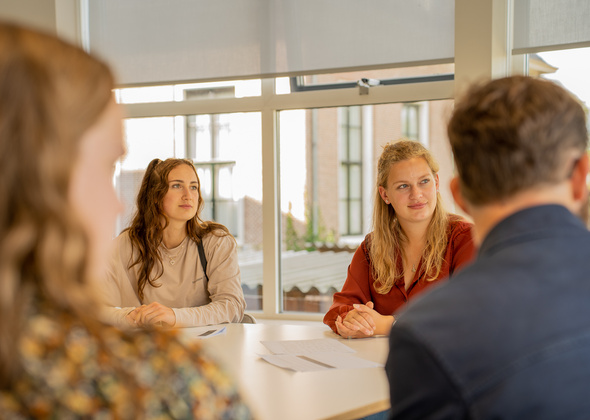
[0,304,251,419]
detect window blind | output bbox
[87,0,455,86]
[513,0,590,54]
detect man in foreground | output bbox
[386,75,590,419]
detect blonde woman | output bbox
[324,140,475,338]
[0,22,250,418]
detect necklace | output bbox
[162,241,186,266]
[405,258,418,274]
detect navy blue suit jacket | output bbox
[387,205,590,419]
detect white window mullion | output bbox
[261,79,280,317]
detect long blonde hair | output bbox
[0,22,114,388]
[371,140,449,294]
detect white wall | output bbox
[0,0,56,33]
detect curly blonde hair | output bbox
[371,140,449,294]
[0,23,114,388]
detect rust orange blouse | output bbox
[323,217,475,334]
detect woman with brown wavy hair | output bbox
[0,22,250,418]
[324,140,475,338]
[102,158,246,328]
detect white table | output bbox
[182,323,390,420]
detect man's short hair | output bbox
[448,76,588,206]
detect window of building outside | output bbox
[339,106,363,236]
[401,103,420,141]
[187,114,238,235]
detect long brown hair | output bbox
[370,140,449,294]
[126,158,231,299]
[0,22,114,388]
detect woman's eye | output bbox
[398,184,408,190]
[190,185,198,190]
[171,184,181,189]
[420,178,430,184]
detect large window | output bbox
[9,0,587,321]
[114,67,456,319]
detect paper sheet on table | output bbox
[261,338,356,355]
[259,339,383,372]
[182,326,227,340]
[259,352,383,372]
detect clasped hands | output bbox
[126,302,176,328]
[335,301,394,339]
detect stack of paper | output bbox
[259,339,383,372]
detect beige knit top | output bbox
[100,231,246,328]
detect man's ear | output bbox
[450,176,471,216]
[571,153,589,201]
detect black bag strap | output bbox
[197,240,209,284]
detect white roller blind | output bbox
[513,0,590,54]
[88,0,454,86]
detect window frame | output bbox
[55,0,564,320]
[121,77,454,321]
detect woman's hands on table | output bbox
[126,302,176,328]
[335,301,394,338]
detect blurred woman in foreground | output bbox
[0,22,250,418]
